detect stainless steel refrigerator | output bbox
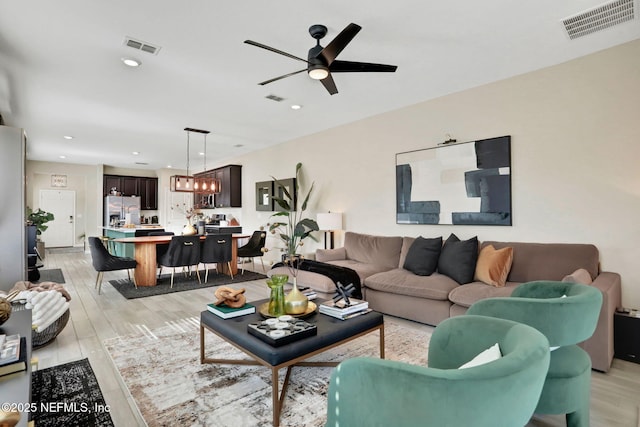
[104,196,141,226]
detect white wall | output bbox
[213,39,640,307]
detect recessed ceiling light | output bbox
[198,152,205,156]
[291,104,302,110]
[234,144,244,148]
[167,165,172,168]
[132,151,140,155]
[63,135,73,140]
[59,155,66,159]
[121,57,141,67]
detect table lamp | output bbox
[316,212,343,249]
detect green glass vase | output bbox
[267,274,288,316]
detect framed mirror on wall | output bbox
[396,135,511,226]
[273,178,296,212]
[256,181,273,211]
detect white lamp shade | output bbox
[317,212,343,231]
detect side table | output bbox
[614,309,640,363]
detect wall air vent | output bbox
[561,0,636,40]
[123,37,161,55]
[134,162,149,165]
[265,94,285,102]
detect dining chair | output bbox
[148,231,175,271]
[200,234,233,282]
[158,235,201,288]
[237,230,267,274]
[88,236,137,294]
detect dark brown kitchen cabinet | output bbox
[122,177,139,196]
[103,175,158,209]
[193,164,242,208]
[140,177,158,210]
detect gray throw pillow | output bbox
[403,236,442,276]
[438,234,479,284]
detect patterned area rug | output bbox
[109,271,267,299]
[104,318,431,427]
[31,358,114,426]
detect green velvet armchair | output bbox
[325,315,550,427]
[467,281,603,427]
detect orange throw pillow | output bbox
[474,245,513,287]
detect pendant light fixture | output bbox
[193,129,221,195]
[170,128,196,192]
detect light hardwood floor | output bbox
[34,249,640,427]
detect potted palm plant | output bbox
[268,163,319,314]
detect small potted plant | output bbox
[26,207,55,257]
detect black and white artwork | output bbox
[396,136,511,225]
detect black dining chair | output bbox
[237,230,267,274]
[200,234,234,282]
[158,235,201,288]
[88,236,138,294]
[148,231,175,270]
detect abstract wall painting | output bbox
[396,136,511,225]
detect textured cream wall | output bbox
[219,39,640,307]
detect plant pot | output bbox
[182,224,197,236]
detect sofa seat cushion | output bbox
[326,260,390,283]
[448,281,520,308]
[364,269,459,300]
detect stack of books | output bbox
[0,334,27,377]
[207,303,256,319]
[319,298,370,320]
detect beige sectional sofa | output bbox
[269,231,622,372]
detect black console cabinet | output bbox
[614,310,640,363]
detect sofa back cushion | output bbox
[482,241,599,283]
[343,232,403,270]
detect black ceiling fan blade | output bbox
[318,23,362,65]
[320,73,338,95]
[258,69,307,86]
[244,40,310,64]
[329,60,398,73]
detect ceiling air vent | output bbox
[265,94,285,102]
[123,37,161,55]
[561,0,636,40]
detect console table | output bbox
[0,309,33,427]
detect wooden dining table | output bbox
[113,234,249,286]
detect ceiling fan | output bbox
[244,23,397,95]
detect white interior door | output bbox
[39,189,76,247]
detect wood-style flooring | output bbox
[32,249,640,427]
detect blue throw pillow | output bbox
[403,236,442,276]
[438,234,479,284]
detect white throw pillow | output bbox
[459,343,502,369]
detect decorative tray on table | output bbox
[247,316,317,347]
[257,301,317,319]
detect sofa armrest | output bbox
[579,271,621,372]
[316,247,346,262]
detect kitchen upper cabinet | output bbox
[122,177,139,196]
[193,164,242,208]
[103,175,158,210]
[140,177,158,210]
[215,165,242,208]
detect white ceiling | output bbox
[0,0,638,171]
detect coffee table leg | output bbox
[200,325,205,363]
[272,367,280,427]
[380,324,385,359]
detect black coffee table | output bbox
[200,299,384,427]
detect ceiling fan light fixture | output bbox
[308,66,329,80]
